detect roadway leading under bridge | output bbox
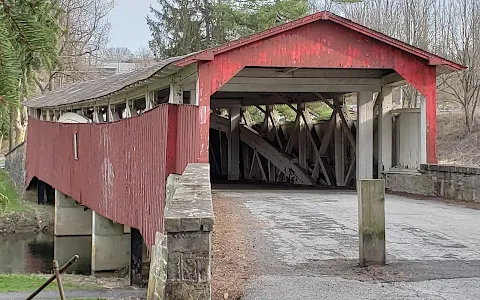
[212,185,480,300]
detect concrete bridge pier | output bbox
[54,190,92,274]
[91,211,130,276]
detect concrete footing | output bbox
[357,179,386,266]
[55,190,135,278]
[54,236,92,274]
[91,211,130,275]
[54,190,92,274]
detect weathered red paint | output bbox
[177,11,464,72]
[176,105,200,172]
[26,104,199,247]
[196,20,443,163]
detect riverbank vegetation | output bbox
[0,169,53,234]
[0,169,25,213]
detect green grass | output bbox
[0,169,26,213]
[0,274,97,292]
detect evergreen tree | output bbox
[148,0,208,59]
[147,0,310,59]
[216,0,309,39]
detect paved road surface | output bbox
[0,288,146,300]
[214,187,480,300]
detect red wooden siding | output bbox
[26,104,199,247]
[175,105,200,173]
[198,20,439,163]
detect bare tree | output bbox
[34,0,116,92]
[7,0,116,148]
[438,0,480,132]
[103,47,134,62]
[134,46,156,69]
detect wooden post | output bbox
[189,89,197,105]
[228,107,240,180]
[169,83,183,104]
[242,143,251,179]
[93,106,101,123]
[54,110,60,122]
[334,95,345,186]
[379,87,393,176]
[46,110,52,121]
[298,103,308,170]
[356,91,374,180]
[145,90,155,111]
[37,180,46,205]
[53,260,66,300]
[358,179,386,266]
[419,95,427,164]
[107,103,119,122]
[130,228,143,286]
[219,132,228,176]
[125,100,132,118]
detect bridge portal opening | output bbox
[208,67,397,188]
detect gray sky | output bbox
[108,0,157,51]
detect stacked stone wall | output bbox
[148,163,213,300]
[386,164,480,203]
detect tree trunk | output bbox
[464,105,473,133]
[13,106,27,146]
[9,111,14,151]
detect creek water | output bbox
[0,232,54,274]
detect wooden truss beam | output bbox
[211,114,315,185]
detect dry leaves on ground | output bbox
[211,194,255,300]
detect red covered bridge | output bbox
[23,11,464,259]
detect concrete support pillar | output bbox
[419,95,427,164]
[356,91,374,180]
[54,190,92,274]
[334,96,345,186]
[358,179,386,266]
[379,87,393,176]
[228,107,240,180]
[91,212,130,276]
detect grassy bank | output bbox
[0,169,26,213]
[0,274,94,293]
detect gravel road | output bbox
[214,186,480,300]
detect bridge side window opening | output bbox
[74,132,78,160]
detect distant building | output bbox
[100,61,137,76]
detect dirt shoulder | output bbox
[0,204,54,234]
[211,193,257,300]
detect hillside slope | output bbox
[437,112,480,165]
